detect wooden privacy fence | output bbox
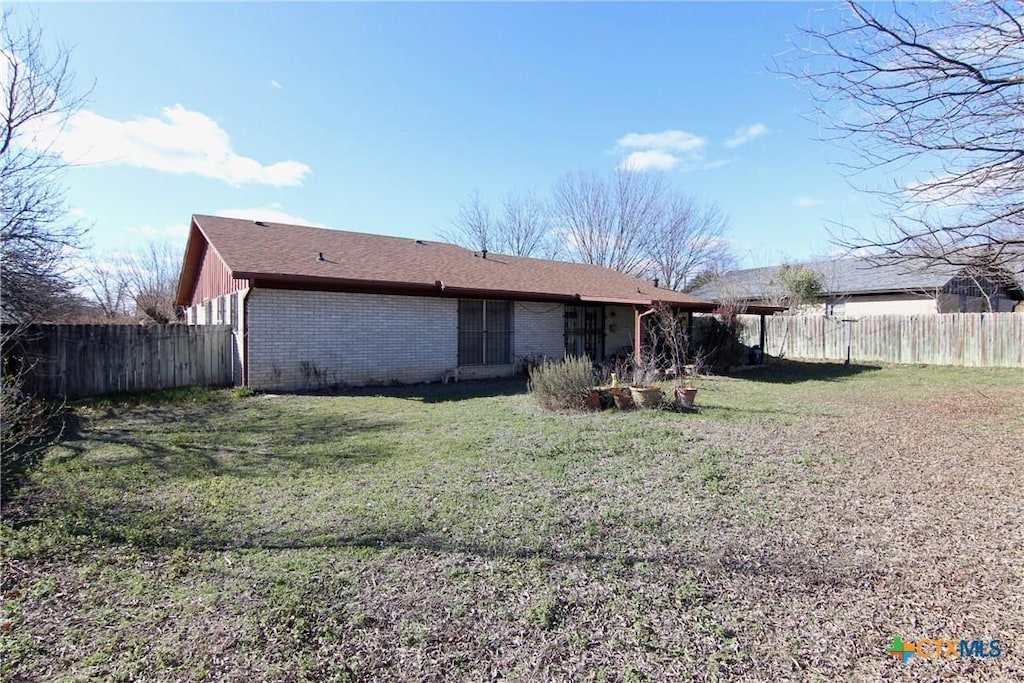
[736,313,1024,368]
[5,324,235,399]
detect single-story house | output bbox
[175,215,777,391]
[692,258,1023,316]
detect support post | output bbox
[759,313,766,364]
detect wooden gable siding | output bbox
[190,242,248,306]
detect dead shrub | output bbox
[528,356,595,411]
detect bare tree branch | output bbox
[647,197,734,290]
[442,189,556,258]
[790,0,1024,274]
[554,169,666,276]
[445,169,737,286]
[81,251,132,319]
[499,190,552,257]
[121,242,183,323]
[1,8,86,323]
[439,190,494,253]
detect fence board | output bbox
[5,324,234,399]
[736,313,1023,368]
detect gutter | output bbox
[580,295,651,305]
[634,306,658,368]
[241,286,252,387]
[438,285,576,303]
[239,272,439,294]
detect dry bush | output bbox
[1,330,64,502]
[528,356,595,411]
[694,306,747,372]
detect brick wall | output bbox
[246,289,459,390]
[192,290,572,390]
[513,302,565,362]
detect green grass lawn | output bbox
[2,362,1022,681]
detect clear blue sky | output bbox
[28,1,885,267]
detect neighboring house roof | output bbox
[692,258,1023,301]
[176,214,740,310]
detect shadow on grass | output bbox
[71,384,225,409]
[729,359,883,384]
[50,399,402,480]
[339,378,529,404]
[56,517,878,591]
[697,404,840,421]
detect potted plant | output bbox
[627,352,664,409]
[612,387,635,410]
[608,371,634,410]
[630,383,664,409]
[651,303,700,410]
[675,382,698,409]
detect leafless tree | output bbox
[498,190,553,257]
[553,170,666,276]
[447,170,736,277]
[647,196,734,290]
[442,190,494,252]
[794,0,1024,274]
[1,8,86,323]
[79,242,183,322]
[442,189,554,257]
[81,252,132,319]
[122,242,182,323]
[0,8,88,495]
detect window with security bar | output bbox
[458,300,513,365]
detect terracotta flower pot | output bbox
[630,385,664,409]
[612,388,634,410]
[675,386,698,408]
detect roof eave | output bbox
[242,272,440,296]
[441,287,584,303]
[649,297,718,311]
[240,274,589,303]
[578,295,653,305]
[174,218,204,306]
[830,287,941,297]
[742,304,789,314]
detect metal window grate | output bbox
[564,304,604,361]
[458,299,512,366]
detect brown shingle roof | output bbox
[178,214,719,308]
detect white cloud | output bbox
[614,129,707,173]
[619,150,680,172]
[703,159,731,170]
[270,80,282,90]
[724,123,769,149]
[216,206,324,227]
[28,104,311,187]
[617,130,707,153]
[793,197,825,208]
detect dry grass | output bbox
[1,362,1021,681]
